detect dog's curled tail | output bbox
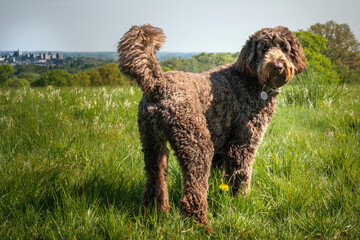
[118,24,166,93]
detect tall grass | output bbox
[0,83,359,239]
[282,67,345,108]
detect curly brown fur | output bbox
[118,24,166,92]
[118,25,306,231]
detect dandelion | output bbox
[219,183,229,191]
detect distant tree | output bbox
[232,52,240,59]
[295,30,340,84]
[309,20,360,68]
[14,64,49,75]
[8,78,30,88]
[295,30,327,54]
[160,52,238,73]
[70,58,85,69]
[194,52,214,70]
[161,65,174,72]
[39,70,74,86]
[309,21,360,83]
[31,79,45,87]
[0,65,14,87]
[74,72,91,86]
[213,52,235,66]
[18,72,39,83]
[97,63,122,85]
[13,65,27,75]
[87,69,102,86]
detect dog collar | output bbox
[260,85,281,100]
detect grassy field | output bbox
[0,83,359,239]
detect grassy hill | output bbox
[0,83,359,239]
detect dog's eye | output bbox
[262,47,268,53]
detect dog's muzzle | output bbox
[266,74,288,89]
[260,48,296,89]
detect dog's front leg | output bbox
[225,143,258,197]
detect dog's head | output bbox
[235,26,306,88]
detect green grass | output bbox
[0,84,359,239]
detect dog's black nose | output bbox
[272,62,283,72]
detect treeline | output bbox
[63,57,116,73]
[161,52,239,73]
[0,63,131,88]
[8,57,116,76]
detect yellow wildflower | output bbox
[219,183,229,191]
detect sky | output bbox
[1,0,360,52]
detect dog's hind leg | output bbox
[168,115,214,231]
[138,117,170,213]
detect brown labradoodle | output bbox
[118,25,306,231]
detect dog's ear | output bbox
[290,37,306,74]
[281,27,306,74]
[235,37,257,77]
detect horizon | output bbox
[0,50,205,62]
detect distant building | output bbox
[3,49,65,65]
[57,53,63,60]
[44,52,51,60]
[14,49,22,57]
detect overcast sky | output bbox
[1,0,359,52]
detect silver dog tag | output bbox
[260,91,268,100]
